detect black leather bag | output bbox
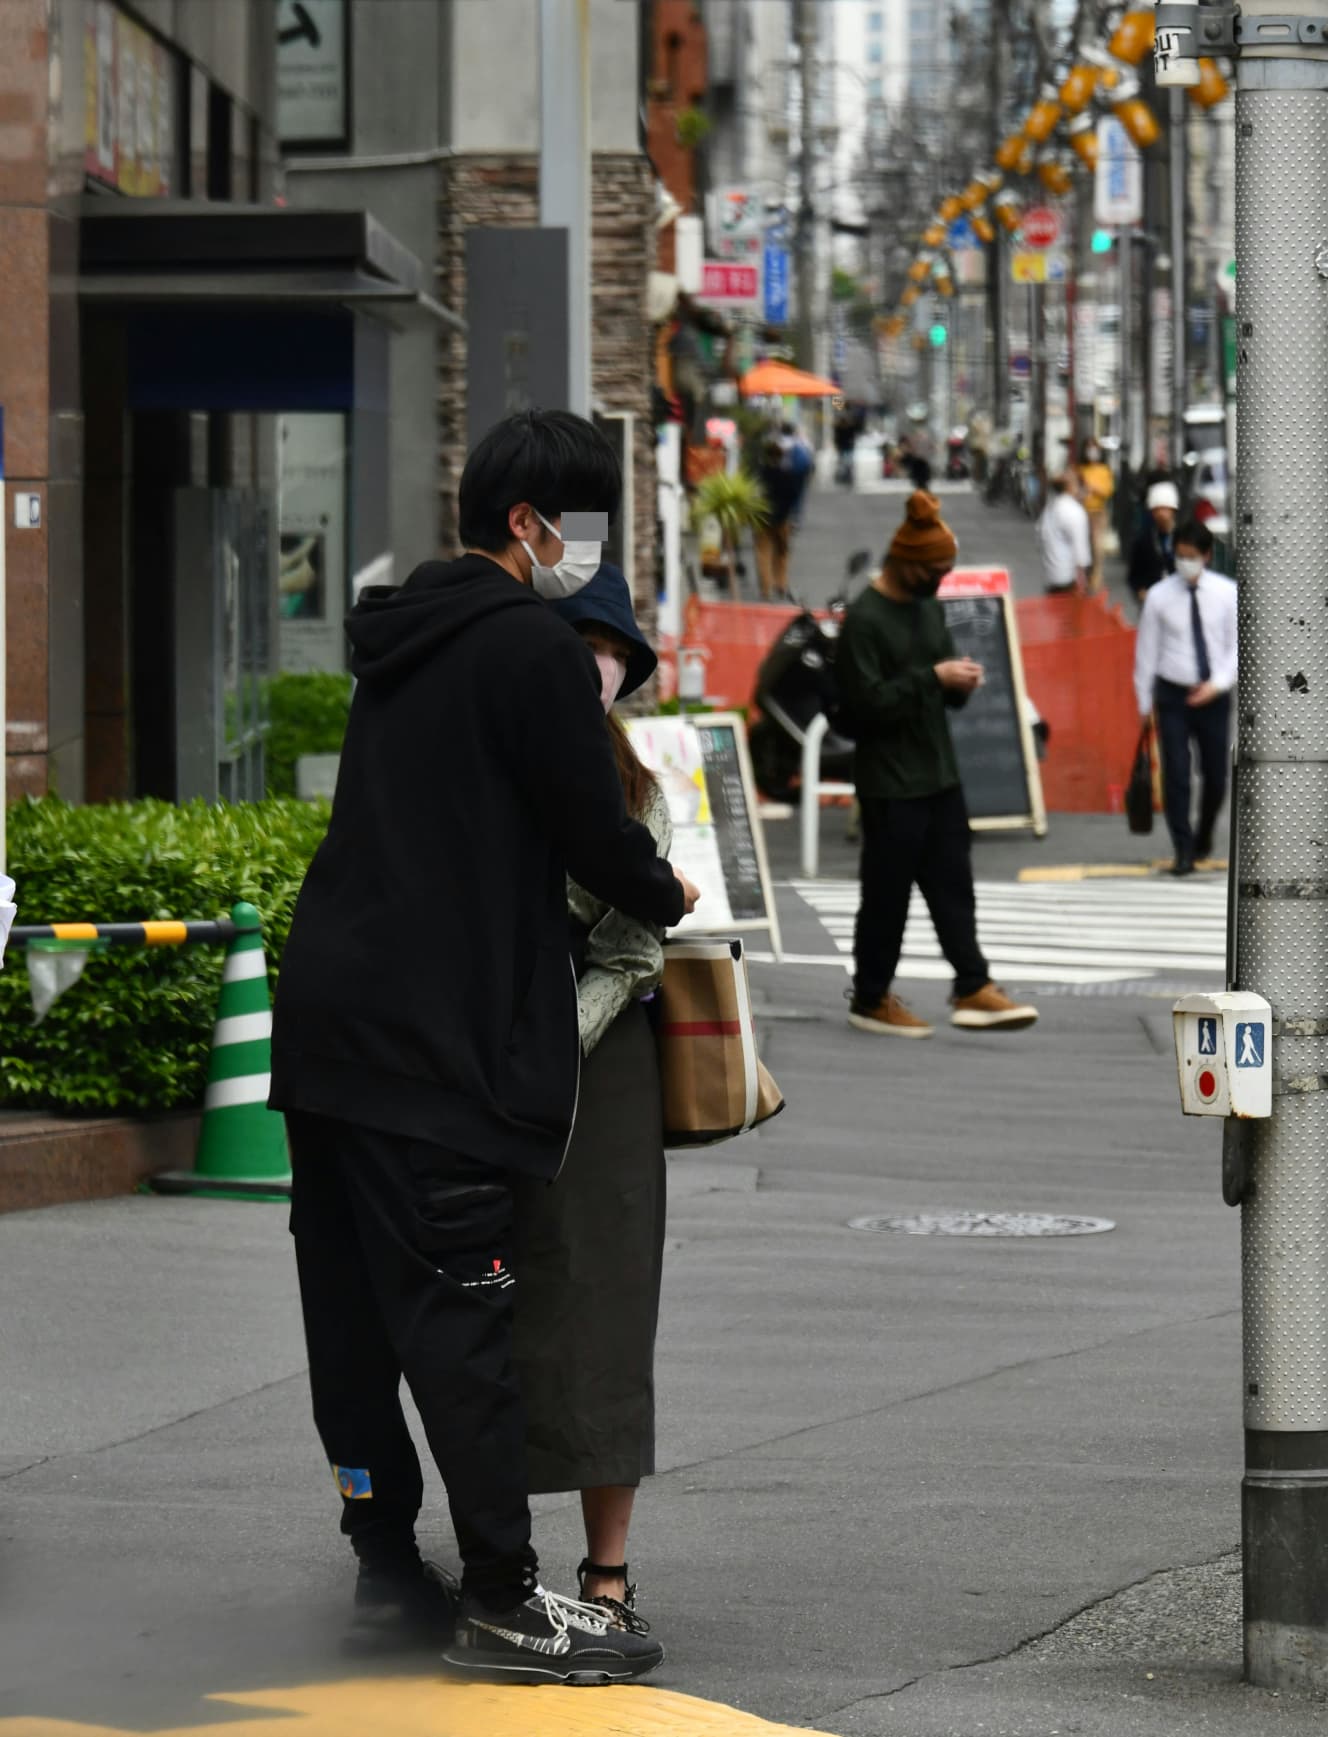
[1126,722,1155,835]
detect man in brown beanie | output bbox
[835,491,1039,1037]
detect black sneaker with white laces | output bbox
[442,1585,665,1685]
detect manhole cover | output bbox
[847,1211,1116,1238]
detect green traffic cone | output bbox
[150,902,290,1201]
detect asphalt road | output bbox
[0,862,1307,1737]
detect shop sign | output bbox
[277,0,348,147]
[83,1,175,196]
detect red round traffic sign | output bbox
[1022,206,1061,250]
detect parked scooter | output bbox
[747,550,874,804]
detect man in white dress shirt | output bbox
[1037,473,1093,595]
[1133,519,1238,876]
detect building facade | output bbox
[0,0,661,810]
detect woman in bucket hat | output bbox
[511,563,673,1644]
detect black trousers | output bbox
[1154,678,1231,860]
[287,1111,538,1609]
[853,787,990,1004]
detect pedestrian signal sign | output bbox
[1236,1022,1265,1069]
[1198,1017,1217,1055]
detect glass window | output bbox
[868,8,883,27]
[868,39,883,62]
[868,76,883,98]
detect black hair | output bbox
[1174,517,1214,557]
[458,409,621,552]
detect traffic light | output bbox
[1091,228,1114,254]
[929,323,947,347]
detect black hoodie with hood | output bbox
[269,554,683,1178]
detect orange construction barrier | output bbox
[663,583,1140,816]
[1016,592,1140,814]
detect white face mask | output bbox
[522,509,603,600]
[1176,555,1204,583]
[594,651,628,714]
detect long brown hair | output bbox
[607,711,658,819]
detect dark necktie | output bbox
[1190,586,1211,684]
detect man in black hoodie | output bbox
[271,411,696,1684]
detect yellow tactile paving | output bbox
[0,1676,833,1737]
[1018,858,1228,882]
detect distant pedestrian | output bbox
[1037,473,1092,596]
[1128,480,1179,605]
[513,565,670,1645]
[1076,442,1115,592]
[781,420,816,525]
[271,409,696,1685]
[834,405,858,487]
[755,436,800,601]
[836,490,1039,1037]
[1134,518,1237,876]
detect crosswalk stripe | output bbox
[787,877,1227,984]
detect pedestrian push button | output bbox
[1172,991,1273,1119]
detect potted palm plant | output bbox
[690,468,769,594]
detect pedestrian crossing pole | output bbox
[1158,0,1328,1694]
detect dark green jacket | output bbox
[836,585,968,799]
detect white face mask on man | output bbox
[1176,555,1205,583]
[522,509,603,600]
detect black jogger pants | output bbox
[853,786,990,1005]
[287,1110,537,1609]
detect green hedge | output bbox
[265,670,353,797]
[1,797,329,1114]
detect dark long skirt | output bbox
[512,1000,667,1494]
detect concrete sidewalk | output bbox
[2,892,1316,1734]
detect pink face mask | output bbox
[594,651,628,713]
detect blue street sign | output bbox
[1198,1017,1217,1056]
[764,245,790,325]
[947,217,976,251]
[1236,1022,1266,1068]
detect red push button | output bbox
[1197,1068,1218,1101]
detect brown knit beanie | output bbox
[887,490,959,568]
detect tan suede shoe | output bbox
[950,984,1039,1031]
[848,993,936,1038]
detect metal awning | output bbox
[78,200,463,332]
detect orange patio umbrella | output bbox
[739,359,841,398]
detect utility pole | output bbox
[1168,86,1188,469]
[795,0,818,372]
[1158,0,1328,1695]
[987,0,1011,424]
[539,0,591,416]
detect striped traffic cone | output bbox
[150,902,290,1200]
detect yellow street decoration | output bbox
[995,132,1026,171]
[1059,63,1098,113]
[1069,115,1099,169]
[938,193,965,221]
[1037,155,1074,196]
[1023,86,1062,143]
[1112,77,1162,148]
[923,222,946,247]
[1108,8,1156,64]
[1190,57,1231,108]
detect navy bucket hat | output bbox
[550,562,658,699]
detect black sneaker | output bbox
[442,1586,665,1685]
[351,1557,460,1644]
